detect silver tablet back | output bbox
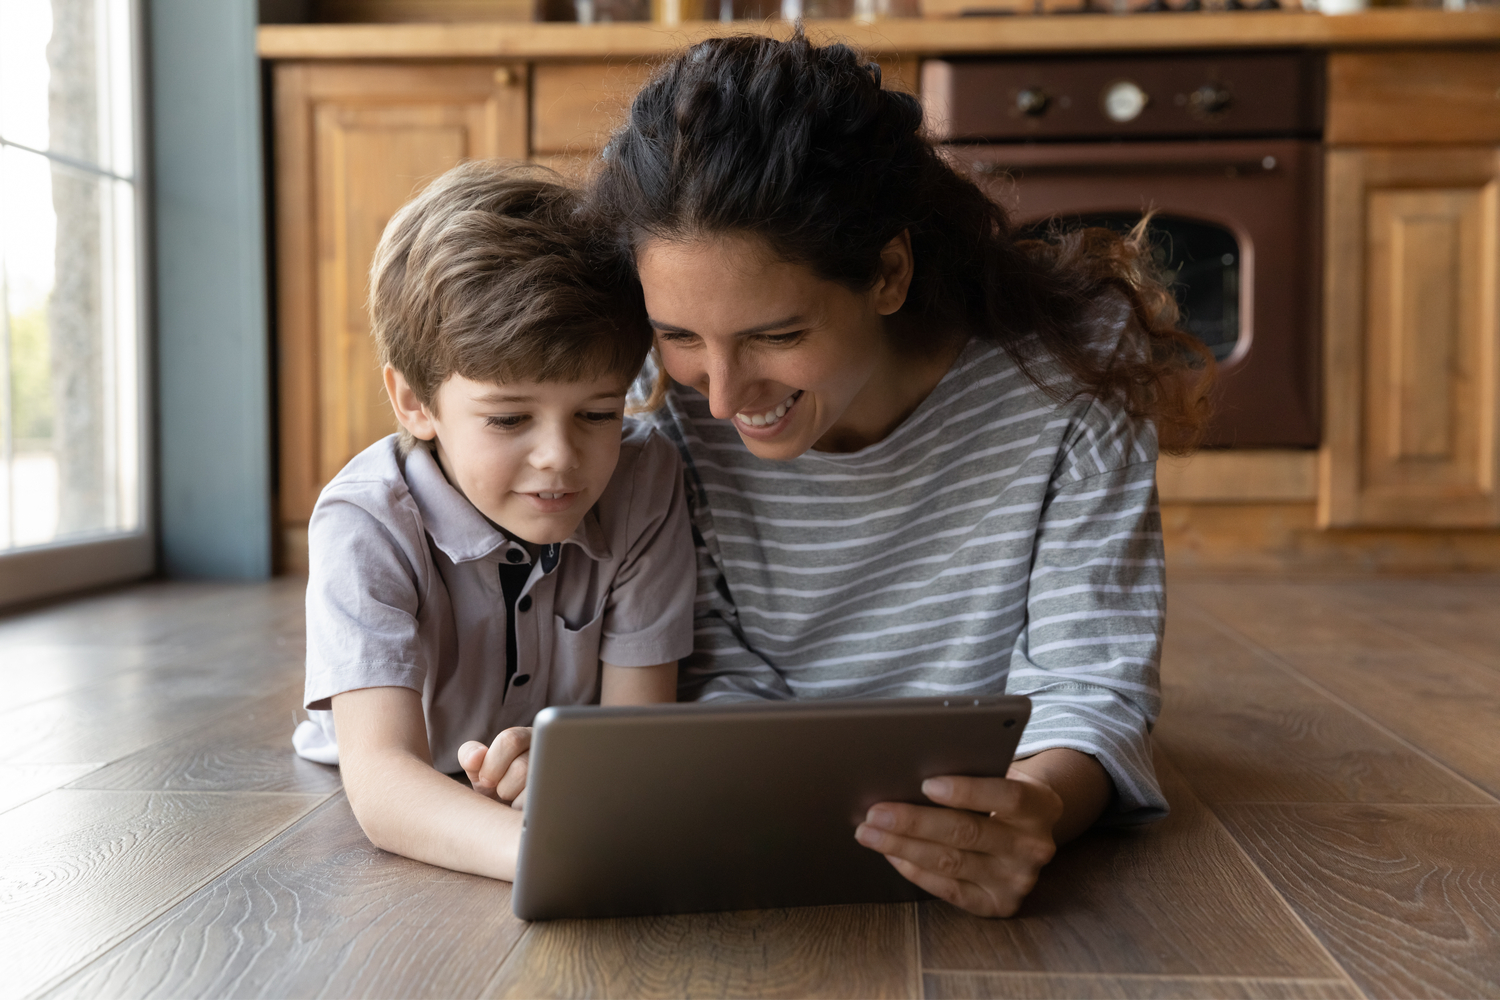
[511,695,1031,920]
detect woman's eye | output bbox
[581,411,622,424]
[486,415,527,429]
[656,331,697,346]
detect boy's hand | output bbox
[853,767,1064,918]
[458,727,532,806]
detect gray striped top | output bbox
[648,338,1168,823]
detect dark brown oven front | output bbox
[925,53,1324,448]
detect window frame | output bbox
[0,0,152,608]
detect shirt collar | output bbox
[404,444,611,565]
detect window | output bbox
[0,0,148,604]
[1023,212,1245,364]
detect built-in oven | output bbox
[922,53,1324,448]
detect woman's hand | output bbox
[458,727,531,806]
[854,747,1112,918]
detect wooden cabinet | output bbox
[273,62,528,565]
[1321,52,1500,528]
[1321,147,1499,527]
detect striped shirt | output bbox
[647,337,1169,822]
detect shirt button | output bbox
[512,674,531,687]
[517,595,532,613]
[506,549,525,563]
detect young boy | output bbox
[292,161,695,881]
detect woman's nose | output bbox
[700,348,752,422]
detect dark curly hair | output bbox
[591,32,1213,450]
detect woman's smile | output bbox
[734,390,803,434]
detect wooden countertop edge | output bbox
[257,9,1500,60]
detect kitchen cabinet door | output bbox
[273,62,527,567]
[1321,146,1500,528]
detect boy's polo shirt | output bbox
[298,420,696,772]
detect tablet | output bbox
[511,694,1031,920]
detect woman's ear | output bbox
[873,230,915,317]
[384,365,440,441]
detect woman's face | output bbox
[636,233,916,460]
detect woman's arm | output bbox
[333,685,524,881]
[857,436,1167,916]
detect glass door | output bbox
[0,0,149,605]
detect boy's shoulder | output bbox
[612,418,683,494]
[316,434,411,510]
[309,434,424,545]
[590,418,685,544]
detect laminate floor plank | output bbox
[922,972,1363,999]
[1171,581,1428,656]
[917,754,1345,981]
[70,683,340,794]
[46,793,528,1000]
[0,763,102,814]
[0,789,322,1000]
[484,901,919,999]
[0,579,307,651]
[1155,604,1488,805]
[1218,804,1500,1000]
[1299,579,1500,674]
[0,645,158,714]
[1269,647,1500,800]
[0,654,301,766]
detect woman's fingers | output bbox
[855,808,989,880]
[881,854,1020,919]
[855,774,1065,919]
[921,774,1063,833]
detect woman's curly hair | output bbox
[592,31,1214,451]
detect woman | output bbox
[592,32,1211,918]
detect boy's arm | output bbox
[601,660,678,705]
[333,685,524,881]
[457,661,678,802]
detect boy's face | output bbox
[387,368,630,545]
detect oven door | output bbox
[960,138,1321,448]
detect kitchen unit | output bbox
[257,10,1500,571]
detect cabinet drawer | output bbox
[1329,50,1500,145]
[532,61,657,156]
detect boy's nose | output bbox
[529,427,582,471]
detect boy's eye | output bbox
[581,410,621,424]
[486,415,527,429]
[759,331,805,346]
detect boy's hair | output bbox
[370,160,652,452]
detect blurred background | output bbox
[2,0,1499,608]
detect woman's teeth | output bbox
[536,492,567,500]
[736,392,801,428]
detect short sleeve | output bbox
[303,492,429,711]
[597,432,697,668]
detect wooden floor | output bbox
[2,574,1498,1000]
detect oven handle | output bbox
[973,156,1281,178]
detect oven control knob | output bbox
[1189,83,1233,117]
[1103,81,1149,123]
[1015,87,1050,117]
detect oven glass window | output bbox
[1025,212,1241,363]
